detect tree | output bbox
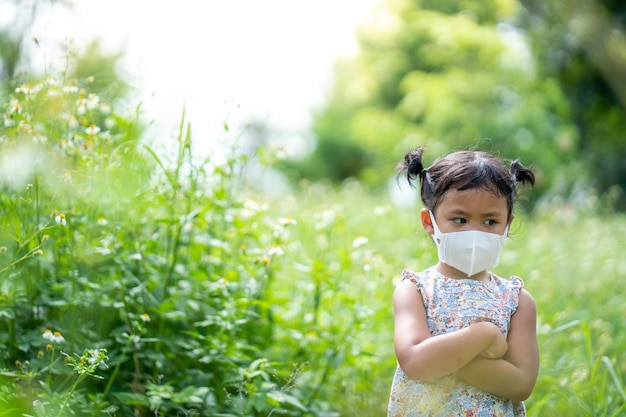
[281,0,614,209]
[517,0,626,208]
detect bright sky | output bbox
[30,0,376,148]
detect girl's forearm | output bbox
[455,357,535,401]
[398,322,501,381]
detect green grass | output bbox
[1,75,625,416]
[238,176,626,416]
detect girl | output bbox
[388,147,539,417]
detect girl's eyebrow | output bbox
[482,210,506,218]
[447,208,505,218]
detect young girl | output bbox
[388,147,540,417]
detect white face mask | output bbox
[429,211,508,277]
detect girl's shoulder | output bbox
[400,268,419,283]
[401,268,431,281]
[400,268,437,283]
[490,273,525,290]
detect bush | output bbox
[0,76,322,416]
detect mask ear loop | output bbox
[428,210,442,245]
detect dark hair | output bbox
[397,146,535,218]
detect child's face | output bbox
[421,188,511,236]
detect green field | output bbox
[1,78,625,416]
[265,181,626,417]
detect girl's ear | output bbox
[508,214,515,228]
[420,208,434,234]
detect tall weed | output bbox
[0,76,315,416]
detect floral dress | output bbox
[388,268,526,417]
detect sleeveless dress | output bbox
[387,268,526,417]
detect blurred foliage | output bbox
[517,0,626,209]
[0,0,70,81]
[2,75,626,416]
[0,76,309,416]
[0,73,395,416]
[0,0,128,106]
[281,0,626,210]
[1,2,625,416]
[67,39,129,104]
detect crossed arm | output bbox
[392,278,539,401]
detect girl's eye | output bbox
[484,219,497,226]
[453,218,466,224]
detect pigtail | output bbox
[396,146,426,187]
[510,159,536,187]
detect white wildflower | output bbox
[55,213,67,226]
[352,236,369,248]
[43,329,65,343]
[278,216,297,226]
[85,124,101,135]
[268,245,284,256]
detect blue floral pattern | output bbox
[388,268,526,417]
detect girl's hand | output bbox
[480,326,508,359]
[469,320,508,359]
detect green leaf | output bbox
[266,391,307,411]
[111,392,149,406]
